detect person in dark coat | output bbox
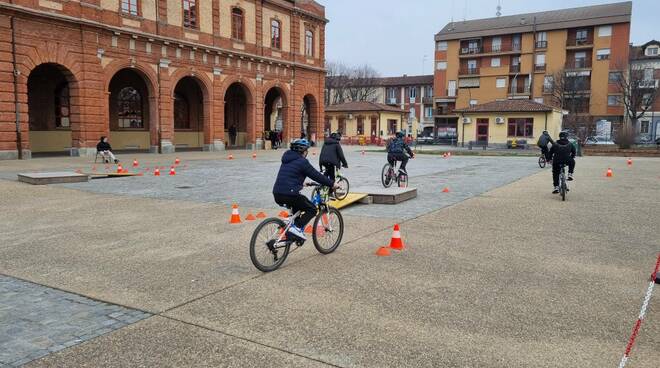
[272,139,336,241]
[387,131,414,173]
[537,130,554,161]
[269,130,278,150]
[319,132,348,182]
[96,136,119,164]
[549,131,576,194]
[229,125,237,146]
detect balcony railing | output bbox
[459,67,480,75]
[422,97,434,104]
[509,85,531,95]
[435,106,455,115]
[566,38,594,47]
[461,43,522,55]
[565,59,592,69]
[535,40,548,49]
[460,46,482,55]
[512,43,521,52]
[638,79,659,89]
[534,64,547,72]
[509,64,521,73]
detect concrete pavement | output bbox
[0,149,658,367]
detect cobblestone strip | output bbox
[0,275,151,367]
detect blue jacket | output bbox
[273,150,334,195]
[387,137,413,156]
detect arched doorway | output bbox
[27,63,76,155]
[108,69,151,151]
[302,94,318,143]
[173,77,204,151]
[264,87,287,149]
[224,82,250,148]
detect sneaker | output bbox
[286,225,307,241]
[398,169,407,175]
[114,159,120,164]
[552,186,560,194]
[567,173,574,181]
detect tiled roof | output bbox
[325,101,406,113]
[630,41,660,61]
[436,1,631,41]
[454,100,557,113]
[326,75,433,88]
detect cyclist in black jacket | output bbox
[319,132,348,182]
[548,131,576,194]
[387,132,414,174]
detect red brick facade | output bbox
[0,0,327,158]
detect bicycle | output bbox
[538,152,547,168]
[249,183,344,272]
[321,166,349,201]
[558,163,568,201]
[381,161,408,188]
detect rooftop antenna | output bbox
[462,0,467,22]
[496,0,502,17]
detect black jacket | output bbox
[319,137,347,168]
[537,133,553,148]
[273,150,334,195]
[549,138,576,163]
[387,137,413,156]
[97,141,112,151]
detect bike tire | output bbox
[381,164,393,188]
[398,173,408,188]
[335,177,350,200]
[249,218,291,272]
[538,156,546,168]
[560,176,567,202]
[312,207,344,254]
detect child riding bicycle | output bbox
[548,131,576,194]
[387,131,414,174]
[272,139,338,241]
[319,132,348,182]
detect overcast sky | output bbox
[325,0,659,77]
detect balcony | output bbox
[566,38,594,48]
[460,43,522,56]
[422,97,434,104]
[638,79,659,89]
[435,106,455,116]
[565,59,592,69]
[534,64,546,73]
[459,67,480,75]
[460,46,482,55]
[509,85,531,95]
[535,40,548,49]
[509,64,521,73]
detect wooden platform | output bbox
[18,172,89,185]
[83,172,142,178]
[351,186,417,205]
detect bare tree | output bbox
[325,61,380,105]
[612,61,660,147]
[546,68,594,141]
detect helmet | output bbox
[542,130,548,134]
[559,131,569,139]
[330,132,339,140]
[290,138,310,153]
[395,131,404,138]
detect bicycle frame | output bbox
[272,184,334,247]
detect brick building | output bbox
[433,2,631,144]
[0,0,327,159]
[629,40,660,143]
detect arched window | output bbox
[117,87,143,128]
[55,82,70,128]
[232,8,244,41]
[174,93,190,129]
[271,19,281,49]
[305,30,314,57]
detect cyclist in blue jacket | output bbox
[272,139,337,241]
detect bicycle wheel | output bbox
[398,173,408,188]
[538,156,546,168]
[381,164,393,188]
[560,176,567,202]
[249,218,291,272]
[312,207,344,254]
[335,177,349,200]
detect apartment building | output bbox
[433,2,631,144]
[0,0,327,159]
[325,75,434,136]
[630,40,660,143]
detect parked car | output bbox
[585,136,615,145]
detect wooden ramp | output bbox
[83,172,143,178]
[18,172,89,185]
[329,193,370,209]
[352,186,417,205]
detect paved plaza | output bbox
[0,148,659,367]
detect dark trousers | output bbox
[540,146,550,160]
[321,163,336,182]
[273,194,317,229]
[388,153,409,171]
[552,158,575,187]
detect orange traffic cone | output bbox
[116,164,123,173]
[256,212,267,219]
[228,154,234,160]
[304,225,313,234]
[122,168,129,174]
[442,187,450,193]
[246,213,256,221]
[175,157,180,165]
[133,159,139,167]
[279,210,289,218]
[606,168,613,177]
[627,158,632,166]
[154,168,161,176]
[375,247,391,256]
[252,152,257,159]
[169,166,176,176]
[388,224,405,250]
[230,204,242,224]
